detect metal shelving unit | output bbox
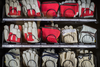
[1,4,98,48]
[3,18,97,22]
[2,44,96,48]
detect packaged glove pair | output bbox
[41,1,59,17]
[4,24,22,43]
[21,0,41,17]
[22,49,39,67]
[78,49,95,67]
[62,25,78,43]
[42,49,58,67]
[78,25,97,43]
[78,0,95,18]
[22,22,41,43]
[5,49,20,67]
[42,23,60,43]
[5,0,21,17]
[60,0,79,18]
[59,49,77,67]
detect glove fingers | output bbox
[22,53,28,66]
[5,4,10,17]
[4,25,9,42]
[10,24,14,32]
[33,0,40,13]
[90,2,95,11]
[60,52,65,66]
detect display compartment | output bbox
[1,21,97,48]
[2,3,98,24]
[2,48,98,67]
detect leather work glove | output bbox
[62,25,78,43]
[78,25,97,43]
[5,49,20,67]
[4,24,21,43]
[78,0,95,18]
[78,49,95,67]
[22,22,40,43]
[60,0,79,18]
[59,49,77,67]
[5,0,21,17]
[22,49,39,67]
[42,49,58,67]
[21,0,41,17]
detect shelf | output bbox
[3,18,97,22]
[2,44,96,48]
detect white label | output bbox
[62,29,76,36]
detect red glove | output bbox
[41,1,59,17]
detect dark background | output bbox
[0,0,100,67]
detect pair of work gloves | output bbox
[42,23,60,43]
[60,0,95,18]
[5,0,21,17]
[4,24,21,43]
[77,49,95,67]
[5,49,20,67]
[78,25,97,43]
[62,25,78,43]
[42,49,58,67]
[78,0,95,18]
[22,49,39,67]
[59,49,77,67]
[22,22,40,43]
[21,0,41,17]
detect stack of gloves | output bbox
[59,49,77,67]
[77,49,95,67]
[5,49,20,67]
[42,23,60,43]
[61,25,78,43]
[4,24,22,43]
[21,0,41,17]
[22,22,41,43]
[5,0,21,17]
[42,49,58,67]
[22,49,39,67]
[78,25,97,43]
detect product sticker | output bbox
[62,29,76,36]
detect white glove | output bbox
[5,49,20,67]
[62,25,78,43]
[22,22,39,43]
[42,49,58,67]
[5,0,21,17]
[78,50,95,67]
[59,49,77,67]
[4,24,21,43]
[78,0,95,18]
[78,25,97,43]
[21,0,41,17]
[22,49,39,67]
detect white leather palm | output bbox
[59,50,77,67]
[5,49,20,67]
[78,25,97,43]
[22,22,39,43]
[5,0,21,17]
[62,25,78,43]
[22,49,39,67]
